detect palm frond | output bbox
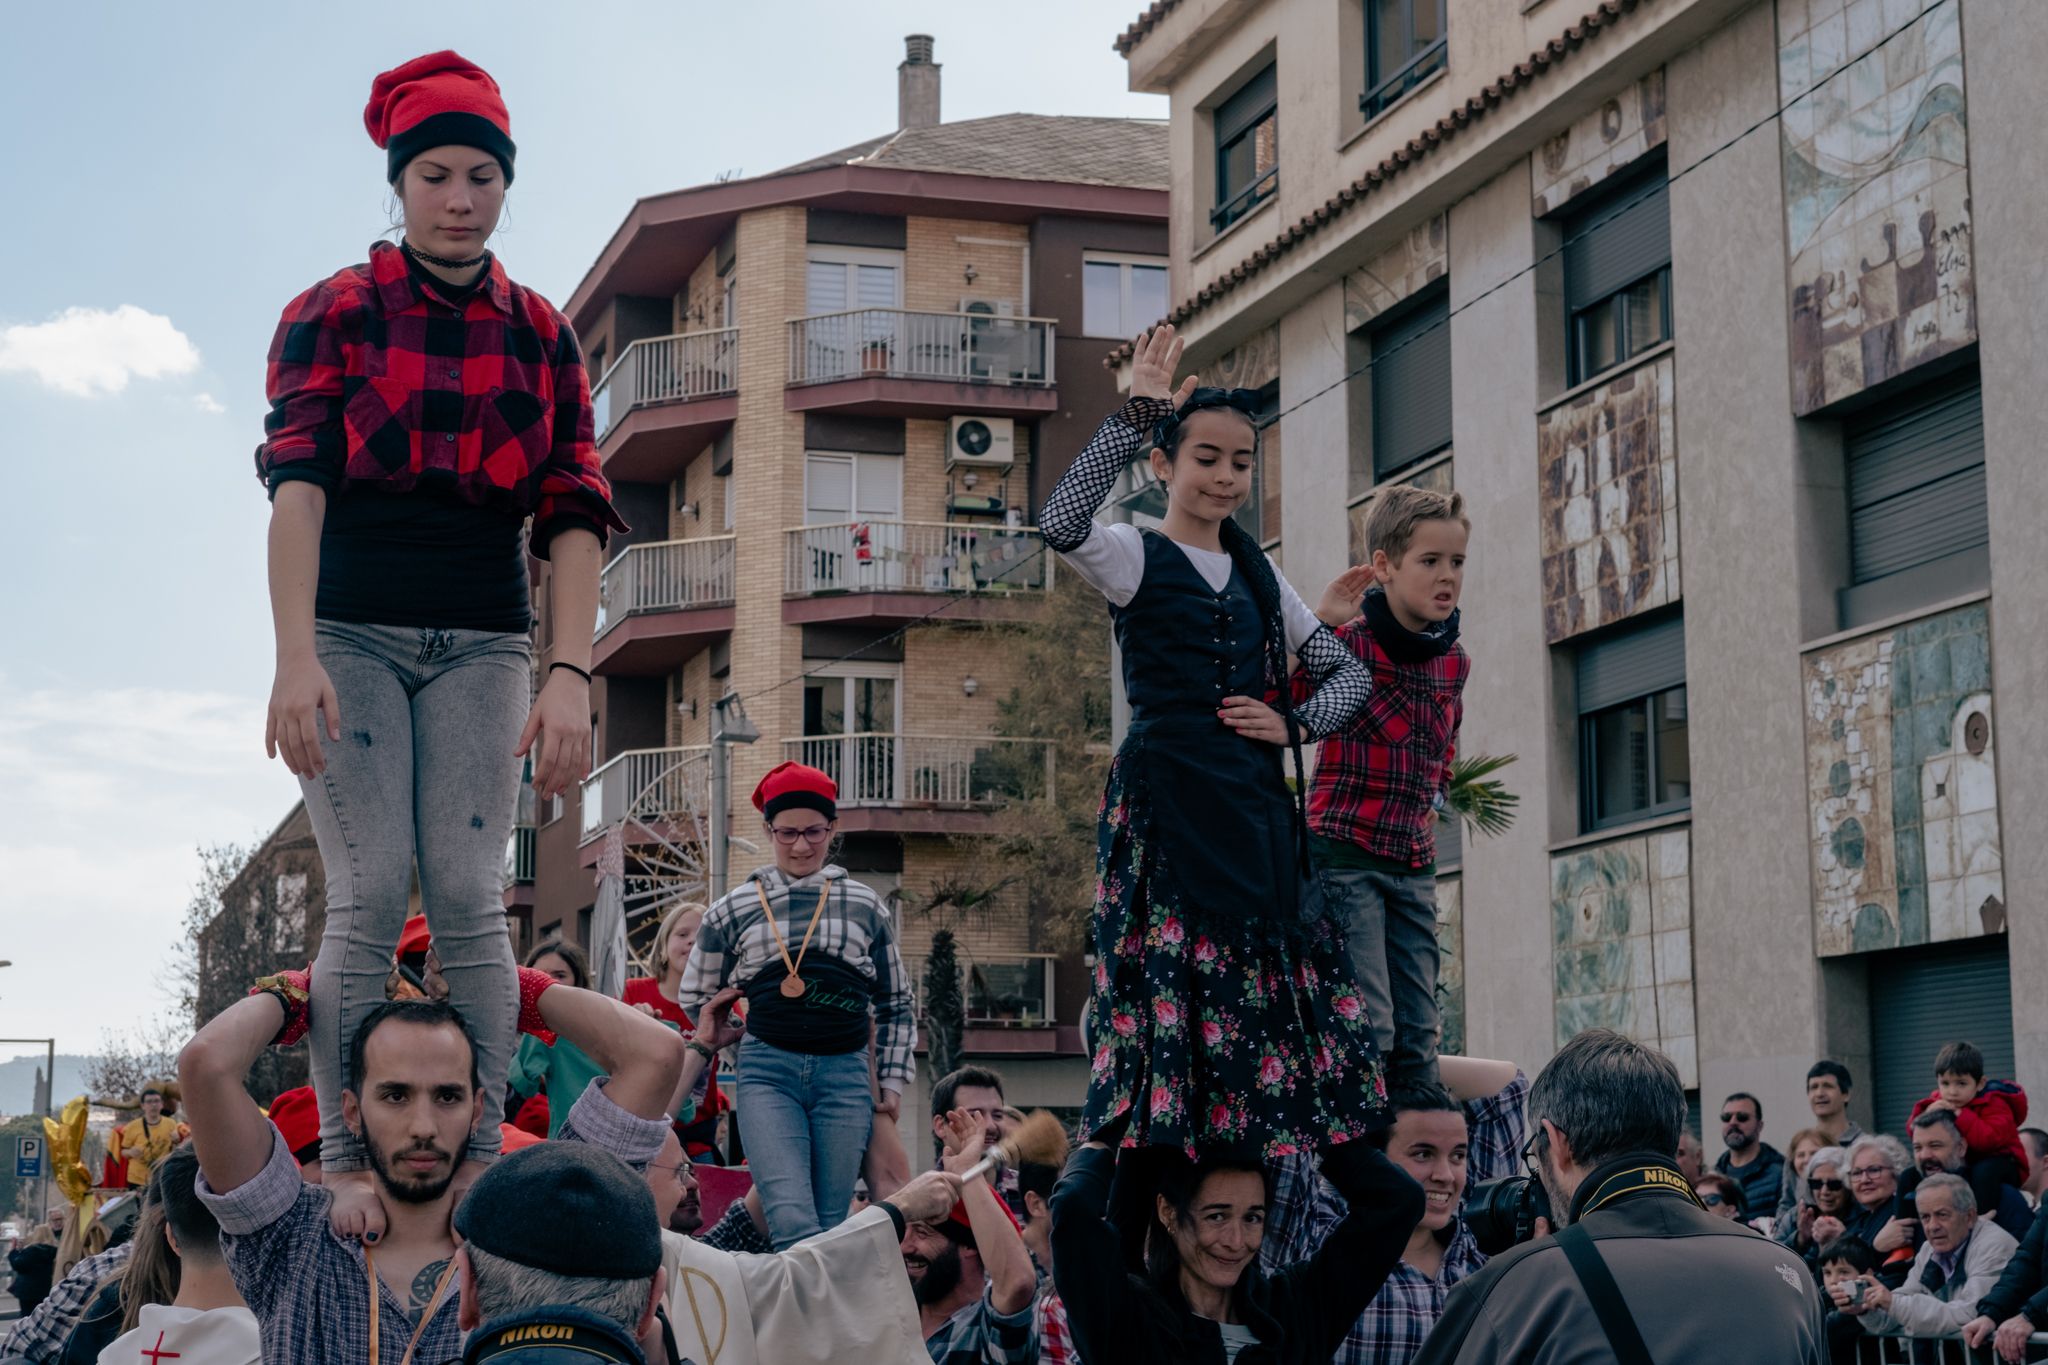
[1446,752,1521,838]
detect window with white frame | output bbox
[801,663,904,805]
[1082,252,1170,339]
[797,451,905,594]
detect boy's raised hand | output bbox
[1317,564,1377,627]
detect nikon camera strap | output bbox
[1555,1223,1656,1365]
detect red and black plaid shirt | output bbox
[1304,618,1469,867]
[255,240,625,555]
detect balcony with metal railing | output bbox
[782,520,1051,625]
[779,734,1052,834]
[503,823,536,893]
[592,535,738,675]
[578,745,712,847]
[785,309,1058,417]
[592,329,738,481]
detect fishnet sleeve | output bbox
[1039,397,1175,552]
[1291,624,1371,742]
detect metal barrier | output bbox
[1857,1328,2048,1363]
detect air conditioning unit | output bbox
[949,415,1016,469]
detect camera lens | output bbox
[1466,1176,1551,1257]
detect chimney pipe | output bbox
[898,34,941,130]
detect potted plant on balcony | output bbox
[860,338,893,374]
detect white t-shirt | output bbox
[98,1303,260,1365]
[1060,522,1323,651]
[1215,1319,1259,1362]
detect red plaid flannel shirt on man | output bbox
[1303,618,1469,867]
[255,240,625,555]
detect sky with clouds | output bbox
[0,1,1163,1071]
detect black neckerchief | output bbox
[1363,588,1459,664]
[1566,1152,1708,1224]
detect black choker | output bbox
[403,241,489,270]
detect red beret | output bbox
[364,51,516,184]
[752,761,837,821]
[396,914,433,960]
[267,1086,319,1158]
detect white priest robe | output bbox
[97,1304,261,1365]
[659,1205,927,1365]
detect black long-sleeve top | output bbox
[1049,1142,1424,1365]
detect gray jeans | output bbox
[301,620,528,1171]
[1322,861,1442,1084]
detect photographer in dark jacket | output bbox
[1414,1029,1827,1364]
[1050,1127,1423,1365]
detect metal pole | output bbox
[709,734,730,902]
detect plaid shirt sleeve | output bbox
[194,1124,330,1325]
[529,319,627,558]
[699,1199,776,1255]
[868,894,917,1094]
[1033,1292,1076,1365]
[1,1243,131,1363]
[674,898,737,1022]
[556,1076,672,1173]
[1260,1150,1344,1275]
[1464,1069,1531,1192]
[257,281,351,491]
[931,1289,1036,1365]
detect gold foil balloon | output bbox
[43,1095,98,1223]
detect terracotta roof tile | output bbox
[1106,0,1654,365]
[772,114,1168,190]
[1114,1,1183,57]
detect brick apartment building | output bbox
[507,36,1168,1128]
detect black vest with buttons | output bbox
[1108,530,1309,943]
[1115,530,1268,724]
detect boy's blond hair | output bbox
[1364,484,1469,562]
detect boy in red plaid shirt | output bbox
[1306,486,1470,1085]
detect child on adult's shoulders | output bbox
[1304,484,1472,1087]
[1909,1040,2029,1220]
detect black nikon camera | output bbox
[1464,1174,1553,1256]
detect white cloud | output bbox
[0,680,300,1056]
[0,304,202,397]
[192,392,226,414]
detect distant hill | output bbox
[0,1053,95,1119]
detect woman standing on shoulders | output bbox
[1039,325,1387,1163]
[258,50,624,1239]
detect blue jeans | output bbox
[733,1037,874,1250]
[301,620,529,1171]
[1321,861,1442,1084]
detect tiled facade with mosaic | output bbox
[1777,0,1974,414]
[1343,214,1448,330]
[1536,353,1679,643]
[1803,602,2002,956]
[1531,69,1668,216]
[1436,874,1466,1059]
[1550,827,1697,1086]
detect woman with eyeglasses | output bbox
[1837,1136,1922,1286]
[1787,1144,1855,1265]
[1040,325,1386,1167]
[675,761,914,1249]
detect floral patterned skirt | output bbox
[1080,734,1391,1158]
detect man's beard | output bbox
[907,1241,965,1306]
[1725,1130,1755,1152]
[363,1133,467,1205]
[670,1190,703,1236]
[1537,1150,1574,1228]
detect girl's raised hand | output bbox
[1316,564,1378,627]
[1130,325,1199,409]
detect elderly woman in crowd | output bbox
[1838,1135,1921,1285]
[1785,1143,1855,1264]
[1772,1126,1832,1241]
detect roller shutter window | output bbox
[1213,65,1279,231]
[1841,371,1988,628]
[1372,282,1453,481]
[1869,935,2014,1137]
[1564,161,1673,385]
[1576,612,1690,831]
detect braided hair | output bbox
[1149,390,1289,698]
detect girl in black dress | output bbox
[1040,325,1389,1159]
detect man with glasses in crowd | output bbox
[1714,1093,1784,1232]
